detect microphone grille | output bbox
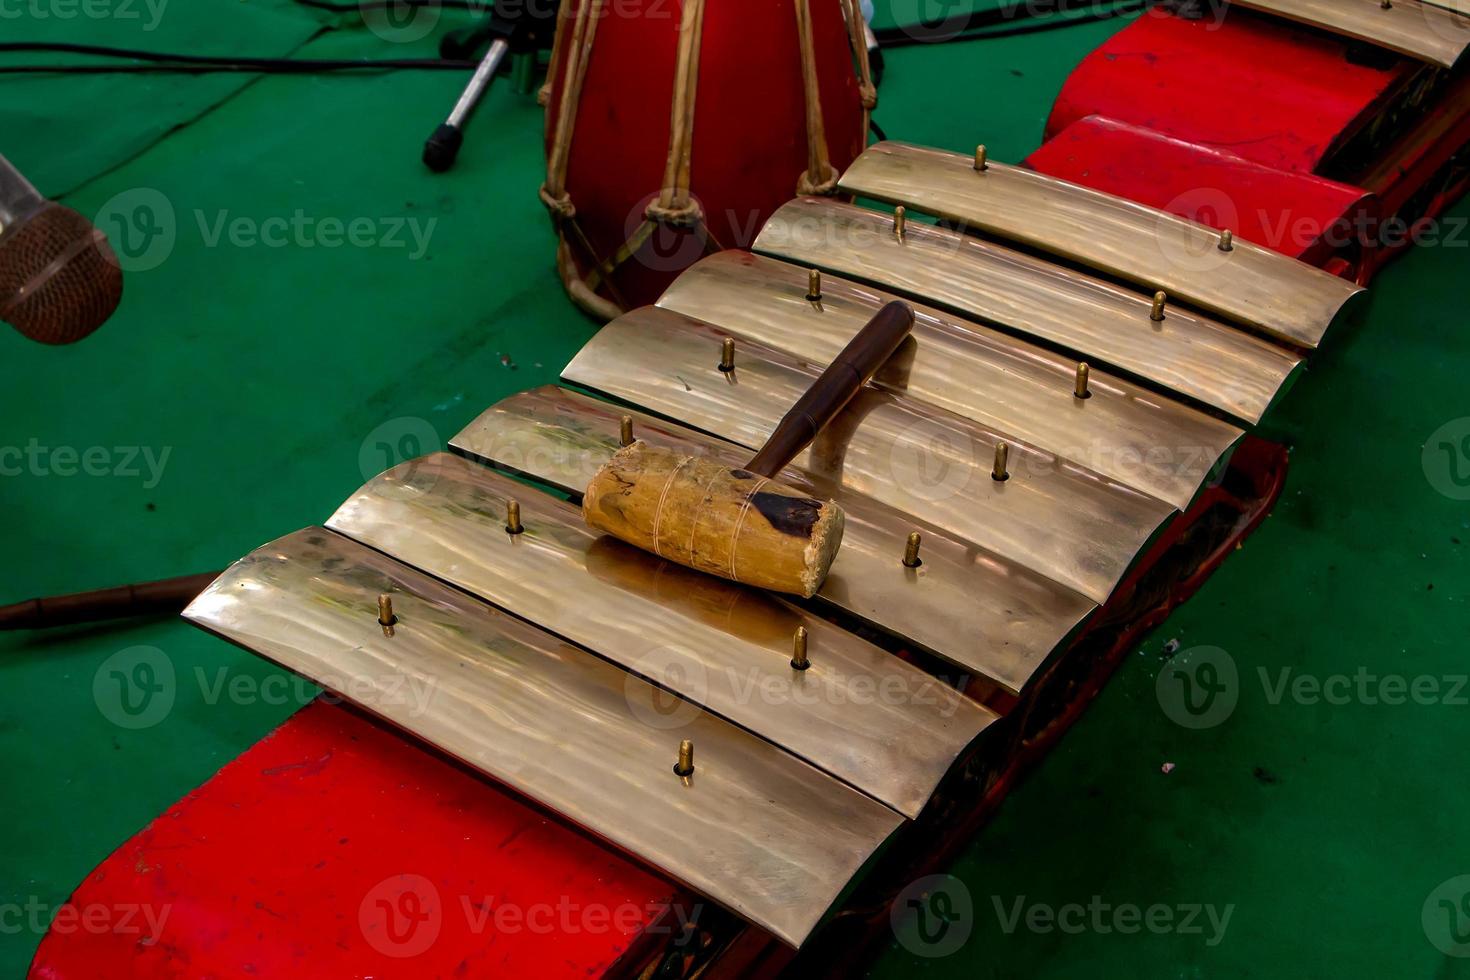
[0,203,123,345]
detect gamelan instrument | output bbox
[171,138,1359,954]
[31,3,1470,977]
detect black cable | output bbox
[0,42,475,74]
[0,2,1148,76]
[875,0,1149,48]
[292,0,485,10]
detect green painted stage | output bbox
[1,3,1466,976]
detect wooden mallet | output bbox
[583,301,914,597]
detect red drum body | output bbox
[541,0,873,318]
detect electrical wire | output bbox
[291,0,486,11]
[874,0,1150,48]
[0,1,1149,76]
[0,41,476,74]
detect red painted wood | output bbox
[1026,115,1380,276]
[29,700,682,979]
[545,0,866,311]
[1046,8,1415,175]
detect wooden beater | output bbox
[582,301,914,597]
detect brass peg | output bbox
[718,337,735,373]
[806,268,822,302]
[1218,229,1234,252]
[791,626,810,671]
[674,738,694,777]
[902,531,923,569]
[992,442,1010,483]
[1149,290,1168,322]
[619,415,634,447]
[974,144,989,172]
[506,499,524,535]
[893,205,906,243]
[1074,362,1091,400]
[377,593,397,636]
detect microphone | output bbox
[0,154,123,345]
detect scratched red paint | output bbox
[29,700,683,979]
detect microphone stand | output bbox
[422,0,557,173]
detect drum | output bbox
[539,0,874,318]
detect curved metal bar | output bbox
[184,527,903,949]
[450,386,1097,696]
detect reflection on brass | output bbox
[973,144,988,172]
[675,739,695,777]
[791,626,810,671]
[1150,291,1167,323]
[1233,0,1469,67]
[1219,230,1234,253]
[376,593,396,636]
[992,442,1010,483]
[807,268,822,301]
[719,337,736,373]
[835,143,1366,347]
[655,252,1244,509]
[506,499,523,535]
[620,414,634,447]
[183,528,903,948]
[450,386,1097,695]
[328,451,994,815]
[903,531,922,569]
[563,308,1174,605]
[892,205,906,242]
[753,198,1301,424]
[1074,362,1091,400]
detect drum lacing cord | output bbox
[540,0,627,319]
[842,0,879,116]
[794,0,840,196]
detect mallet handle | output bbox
[746,300,914,478]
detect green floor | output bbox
[1,3,1466,977]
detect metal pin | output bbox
[893,205,906,242]
[506,499,524,535]
[903,531,923,569]
[992,442,1010,482]
[1219,229,1234,252]
[619,415,634,447]
[718,337,735,373]
[1074,362,1091,400]
[791,626,810,670]
[974,144,989,172]
[377,593,397,636]
[674,738,694,777]
[1149,290,1168,322]
[806,268,822,302]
